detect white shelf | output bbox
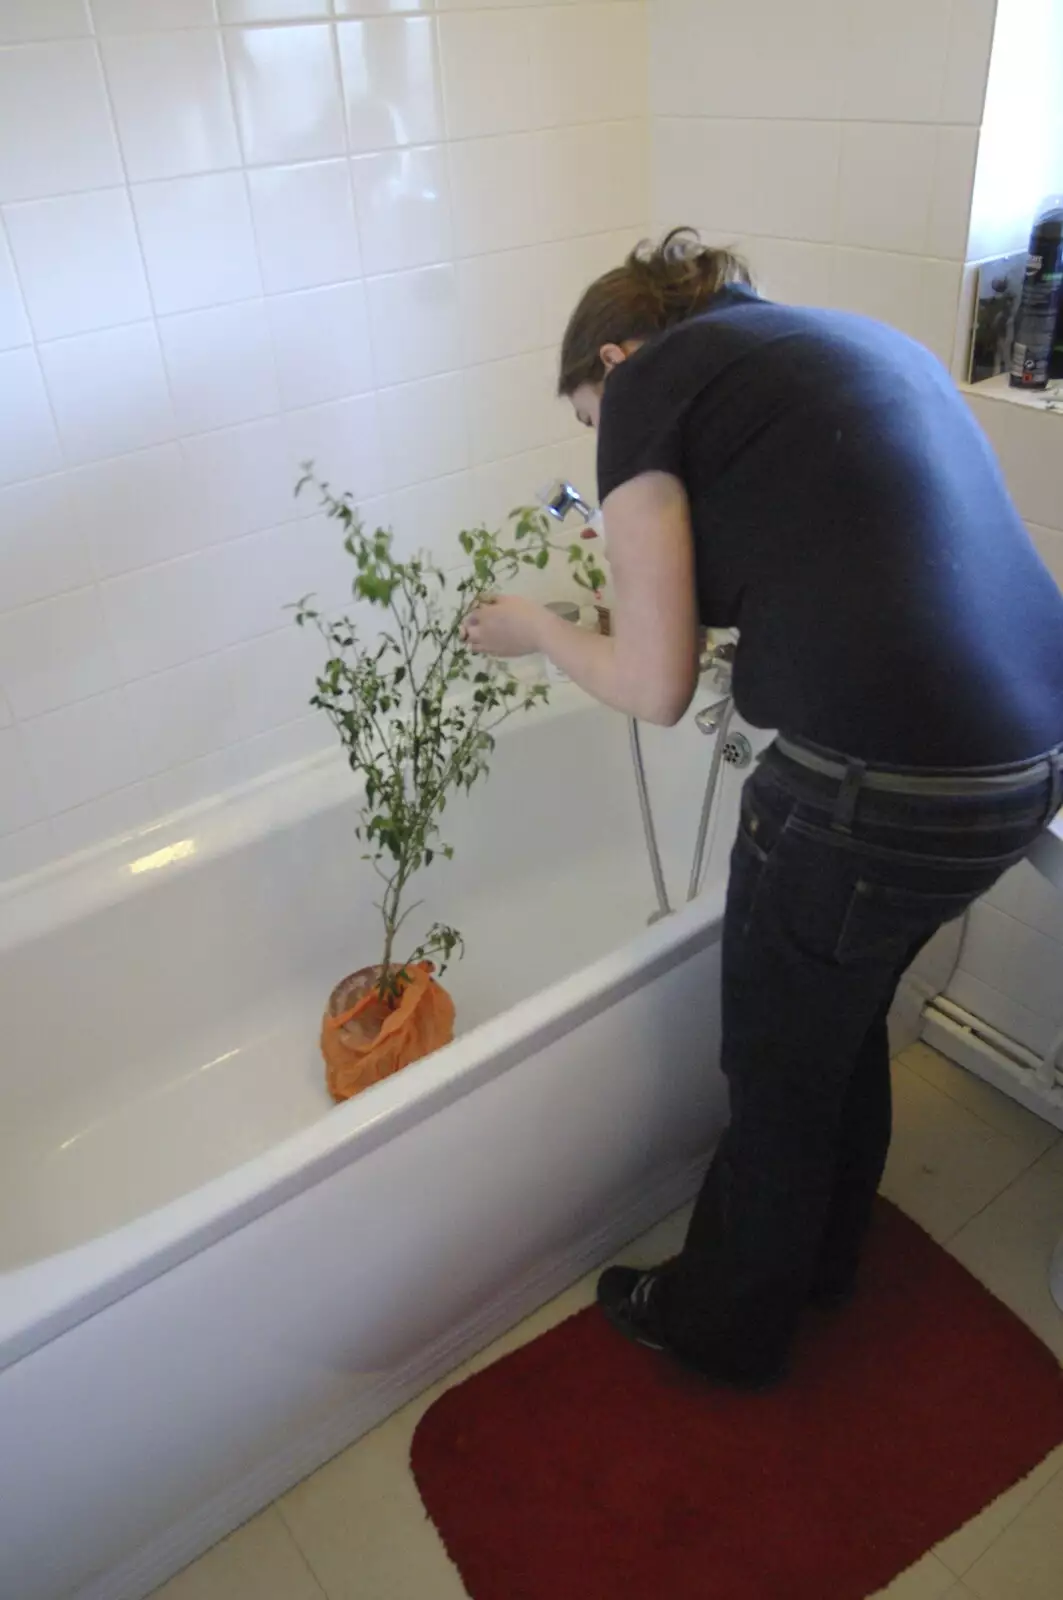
[962,373,1063,414]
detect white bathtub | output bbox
[0,687,763,1600]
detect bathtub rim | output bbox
[1,859,726,1375]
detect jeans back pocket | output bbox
[834,879,986,967]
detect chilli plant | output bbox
[293,468,605,1005]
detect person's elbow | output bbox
[632,677,696,727]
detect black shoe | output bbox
[596,1264,786,1390]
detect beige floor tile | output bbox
[961,1461,1063,1599]
[947,1141,1063,1362]
[151,1508,325,1600]
[882,1061,1048,1243]
[934,1445,1063,1579]
[899,1045,1061,1166]
[869,1551,963,1598]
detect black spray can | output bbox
[1010,195,1063,389]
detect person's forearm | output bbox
[536,612,690,726]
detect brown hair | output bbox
[557,227,753,396]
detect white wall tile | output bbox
[654,117,838,244]
[350,145,452,276]
[101,30,240,183]
[219,0,328,18]
[0,587,121,718]
[0,474,96,606]
[365,263,460,385]
[267,281,374,408]
[989,858,1063,948]
[20,688,144,812]
[0,2,91,42]
[941,0,997,123]
[74,444,198,577]
[239,712,332,783]
[0,348,63,485]
[465,347,575,466]
[958,901,1063,1025]
[0,41,123,203]
[132,172,261,315]
[456,246,548,367]
[542,120,649,243]
[650,0,844,121]
[448,132,550,256]
[438,10,537,140]
[181,418,296,545]
[335,0,432,14]
[338,17,444,153]
[968,398,1063,533]
[837,124,937,256]
[830,248,962,366]
[50,782,156,855]
[0,223,31,349]
[378,370,468,489]
[282,392,386,500]
[39,320,176,464]
[536,227,644,346]
[927,125,979,261]
[4,188,151,340]
[247,159,361,293]
[726,234,836,308]
[93,1,218,28]
[225,24,346,167]
[842,0,952,122]
[158,299,279,432]
[149,745,248,817]
[1030,523,1063,590]
[0,727,45,834]
[537,3,646,128]
[388,469,481,566]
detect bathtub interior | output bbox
[0,693,763,1271]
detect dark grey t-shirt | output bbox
[596,288,1063,767]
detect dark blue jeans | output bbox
[659,742,1062,1383]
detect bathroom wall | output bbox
[649,0,997,367]
[0,0,648,882]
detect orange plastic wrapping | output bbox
[321,962,455,1102]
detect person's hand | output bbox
[462,595,547,658]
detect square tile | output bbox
[72,444,196,577]
[962,1462,1063,1600]
[146,1508,325,1600]
[536,228,643,347]
[0,40,122,202]
[881,1058,1047,1243]
[830,249,961,367]
[438,9,536,140]
[239,711,333,784]
[988,858,1063,950]
[955,902,1063,1032]
[0,822,57,882]
[0,587,121,718]
[0,726,45,834]
[39,321,176,465]
[365,263,460,386]
[465,346,575,466]
[337,16,443,154]
[92,0,219,28]
[20,687,144,812]
[842,0,952,122]
[0,224,31,349]
[267,281,373,409]
[149,744,248,817]
[159,300,279,433]
[0,472,96,604]
[0,348,63,485]
[350,145,452,276]
[181,419,296,545]
[965,399,1063,534]
[941,0,997,124]
[247,159,361,294]
[936,1442,1063,1580]
[456,246,547,368]
[542,120,648,243]
[388,469,481,566]
[900,1045,1060,1167]
[5,188,151,340]
[927,127,980,262]
[650,0,844,121]
[101,29,240,183]
[0,2,91,42]
[378,370,468,490]
[447,131,550,258]
[533,3,646,129]
[869,1551,960,1600]
[945,970,1061,1065]
[838,124,937,256]
[132,172,261,315]
[225,24,345,167]
[282,392,386,501]
[218,0,329,17]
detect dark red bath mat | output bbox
[411,1199,1063,1600]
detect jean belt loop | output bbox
[1046,751,1063,826]
[832,759,866,834]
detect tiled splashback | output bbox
[0,0,648,880]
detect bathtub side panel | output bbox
[0,942,725,1600]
